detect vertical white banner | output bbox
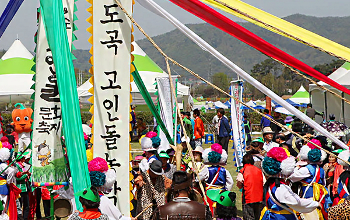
[156,77,176,151]
[31,0,75,183]
[230,80,245,169]
[93,0,132,215]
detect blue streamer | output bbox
[0,0,24,38]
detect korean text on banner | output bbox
[156,77,177,151]
[231,80,245,169]
[92,0,132,215]
[31,0,75,184]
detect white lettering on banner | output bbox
[93,0,132,215]
[32,0,75,183]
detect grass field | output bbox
[130,141,244,217]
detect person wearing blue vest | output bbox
[199,143,233,214]
[260,147,319,220]
[288,139,331,219]
[332,149,350,205]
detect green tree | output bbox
[211,72,230,96]
[314,59,344,75]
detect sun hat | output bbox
[149,160,164,175]
[207,189,236,207]
[251,137,264,143]
[159,151,170,159]
[263,127,274,134]
[285,116,294,123]
[192,146,204,154]
[76,187,100,203]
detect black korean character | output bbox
[65,18,71,29]
[51,105,61,120]
[101,125,120,149]
[103,95,119,121]
[101,71,121,90]
[100,4,123,24]
[45,48,56,75]
[36,121,50,134]
[39,107,52,120]
[40,75,60,102]
[100,30,123,55]
[108,182,121,205]
[105,153,121,167]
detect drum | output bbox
[54,198,72,218]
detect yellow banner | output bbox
[200,0,350,62]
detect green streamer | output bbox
[40,0,90,211]
[131,62,174,145]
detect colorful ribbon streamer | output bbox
[131,62,174,145]
[40,0,90,210]
[199,0,350,63]
[136,0,349,150]
[0,0,24,38]
[168,0,350,95]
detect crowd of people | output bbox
[0,103,349,220]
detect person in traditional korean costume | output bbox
[332,149,350,205]
[260,147,319,220]
[288,139,332,219]
[0,148,17,219]
[87,157,133,220]
[199,143,233,213]
[139,132,161,172]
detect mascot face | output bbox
[12,103,33,133]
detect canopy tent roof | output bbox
[214,101,228,109]
[310,62,350,91]
[289,85,310,104]
[309,62,350,125]
[78,42,189,105]
[0,39,35,105]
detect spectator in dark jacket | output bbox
[216,108,231,152]
[260,109,272,129]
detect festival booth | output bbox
[309,62,350,125]
[289,85,310,104]
[77,42,190,105]
[0,39,35,106]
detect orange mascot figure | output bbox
[11,103,33,152]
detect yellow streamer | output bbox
[200,0,350,62]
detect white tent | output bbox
[78,42,189,105]
[214,101,228,109]
[0,39,35,105]
[289,85,310,104]
[309,62,350,125]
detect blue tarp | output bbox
[272,99,299,107]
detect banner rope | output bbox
[114,0,350,165]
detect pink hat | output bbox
[134,155,143,161]
[211,143,222,154]
[307,139,321,149]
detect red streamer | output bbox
[168,0,350,95]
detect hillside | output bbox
[72,14,350,79]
